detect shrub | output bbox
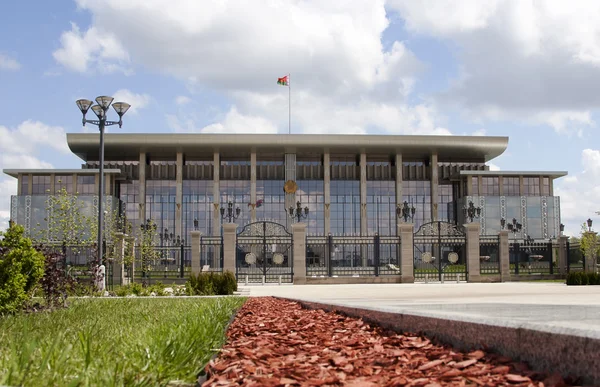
[566,272,600,285]
[186,271,237,296]
[0,224,45,314]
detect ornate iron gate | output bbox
[236,221,294,283]
[413,221,467,282]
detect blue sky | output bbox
[1,0,599,235]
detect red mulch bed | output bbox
[201,297,574,386]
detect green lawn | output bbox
[0,297,245,387]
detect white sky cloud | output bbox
[112,89,151,115]
[554,148,600,236]
[175,96,191,105]
[0,53,21,71]
[53,22,131,74]
[387,0,600,135]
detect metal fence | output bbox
[567,241,584,272]
[134,244,192,280]
[306,234,400,277]
[480,236,500,275]
[200,235,224,272]
[509,240,555,275]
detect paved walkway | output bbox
[240,282,600,339]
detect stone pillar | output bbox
[430,153,438,222]
[395,153,403,232]
[250,151,257,222]
[324,151,331,236]
[557,235,568,275]
[584,231,598,273]
[105,174,111,196]
[284,153,296,230]
[190,231,201,274]
[139,152,146,222]
[125,235,135,282]
[50,173,55,194]
[113,232,125,286]
[72,173,77,195]
[17,174,22,195]
[360,153,368,266]
[292,222,307,284]
[466,222,481,282]
[466,176,473,196]
[399,223,414,283]
[222,223,237,274]
[175,152,183,237]
[499,230,510,282]
[213,152,221,237]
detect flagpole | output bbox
[288,73,291,135]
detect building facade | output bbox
[4,133,566,243]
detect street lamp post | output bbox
[587,218,593,232]
[288,201,309,223]
[76,97,130,266]
[396,201,416,222]
[220,201,241,223]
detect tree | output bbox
[0,224,45,314]
[579,222,600,261]
[138,219,160,286]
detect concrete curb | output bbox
[287,298,600,386]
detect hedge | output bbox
[566,272,600,285]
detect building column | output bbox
[395,153,403,233]
[50,173,55,195]
[190,230,202,274]
[557,235,568,275]
[139,152,147,222]
[72,173,77,195]
[292,222,307,284]
[105,174,111,196]
[584,231,598,273]
[113,232,125,286]
[466,222,481,282]
[360,153,368,266]
[399,223,414,283]
[430,153,438,222]
[222,223,237,274]
[324,151,331,236]
[175,152,183,237]
[250,151,257,222]
[284,153,296,229]
[17,174,22,195]
[213,152,221,237]
[499,230,510,282]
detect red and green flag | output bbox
[277,75,289,86]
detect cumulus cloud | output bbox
[175,96,191,105]
[387,0,600,135]
[554,148,600,236]
[53,22,131,74]
[0,53,21,71]
[112,89,151,114]
[168,107,279,134]
[57,0,449,135]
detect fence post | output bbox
[465,223,481,282]
[558,236,568,275]
[190,231,201,275]
[499,230,510,282]
[292,223,307,284]
[112,232,125,287]
[374,233,380,277]
[398,223,414,283]
[125,236,135,282]
[222,224,237,275]
[328,233,333,277]
[584,231,598,273]
[180,243,185,278]
[548,240,554,275]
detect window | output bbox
[481,177,499,196]
[366,181,396,236]
[402,180,431,230]
[523,177,540,196]
[502,177,520,196]
[471,177,479,195]
[146,180,177,234]
[297,180,324,235]
[32,175,51,194]
[438,184,454,222]
[77,175,96,194]
[54,175,73,194]
[20,175,29,194]
[542,177,550,196]
[183,180,214,238]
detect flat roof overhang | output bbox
[456,170,568,178]
[2,169,122,179]
[66,133,509,162]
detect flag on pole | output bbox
[277,75,289,86]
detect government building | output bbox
[5,133,566,243]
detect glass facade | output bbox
[297,180,324,235]
[438,184,454,222]
[503,177,519,196]
[32,176,51,194]
[330,180,360,235]
[481,177,499,196]
[54,175,73,194]
[145,180,176,238]
[20,175,28,194]
[120,180,140,232]
[402,180,431,230]
[366,181,395,236]
[219,180,251,227]
[256,180,286,225]
[182,180,213,240]
[77,176,95,194]
[523,177,540,196]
